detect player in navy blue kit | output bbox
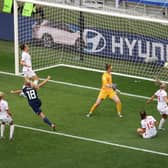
[23,76,56,131]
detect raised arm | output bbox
[38,76,51,89]
[10,89,22,94]
[146,94,156,104]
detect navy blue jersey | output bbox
[23,86,42,114]
[23,86,39,102]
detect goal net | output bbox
[14,0,168,81]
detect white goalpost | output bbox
[14,0,168,81]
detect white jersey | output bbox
[21,51,32,71]
[21,51,36,78]
[141,115,157,139]
[0,99,13,123]
[0,99,8,115]
[155,89,168,111]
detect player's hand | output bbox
[47,76,51,80]
[7,111,12,116]
[10,90,14,94]
[112,83,117,90]
[35,85,40,90]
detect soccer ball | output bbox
[164,62,168,68]
[144,56,158,63]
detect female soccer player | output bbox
[20,44,39,85]
[86,64,122,118]
[137,111,157,139]
[0,92,14,140]
[22,76,56,131]
[147,82,168,130]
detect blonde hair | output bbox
[160,83,167,89]
[0,91,4,97]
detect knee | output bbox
[116,100,121,104]
[137,128,144,134]
[10,121,14,125]
[94,103,99,107]
[162,114,168,119]
[95,99,103,106]
[137,128,141,133]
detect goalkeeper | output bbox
[86,64,122,118]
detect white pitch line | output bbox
[0,71,150,100]
[15,124,168,157]
[47,78,150,100]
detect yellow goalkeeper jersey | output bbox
[101,72,112,91]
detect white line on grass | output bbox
[15,124,168,157]
[0,72,162,155]
[0,71,150,100]
[47,78,150,100]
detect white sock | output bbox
[9,124,15,139]
[158,118,166,129]
[1,124,5,137]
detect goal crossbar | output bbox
[15,0,168,24]
[14,0,168,82]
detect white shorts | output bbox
[142,131,157,139]
[0,113,13,124]
[157,107,168,115]
[23,68,36,78]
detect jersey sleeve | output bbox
[150,116,156,122]
[162,91,167,97]
[154,90,159,96]
[22,86,26,94]
[21,53,26,61]
[141,120,146,129]
[4,101,9,111]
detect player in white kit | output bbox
[147,82,168,130]
[20,44,39,85]
[0,92,14,140]
[137,111,157,139]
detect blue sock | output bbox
[43,117,52,127]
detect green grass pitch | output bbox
[0,40,168,168]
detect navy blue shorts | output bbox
[29,99,42,115]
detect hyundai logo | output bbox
[84,29,106,53]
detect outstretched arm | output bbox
[38,76,51,89]
[10,89,22,94]
[146,95,155,104]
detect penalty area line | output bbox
[15,124,168,157]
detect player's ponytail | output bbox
[20,44,26,50]
[140,111,146,120]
